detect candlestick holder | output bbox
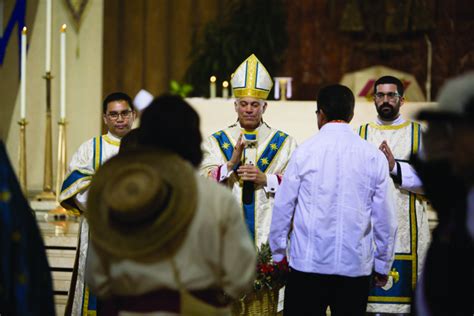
[280,79,287,101]
[55,119,67,198]
[18,119,28,195]
[274,77,293,101]
[36,71,56,201]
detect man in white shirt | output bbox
[358,76,430,315]
[270,84,397,315]
[59,92,136,315]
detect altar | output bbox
[187,98,438,144]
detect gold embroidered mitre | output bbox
[231,54,273,100]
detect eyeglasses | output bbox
[106,110,133,120]
[374,92,401,101]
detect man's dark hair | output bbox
[119,128,141,154]
[102,92,133,114]
[316,84,355,122]
[139,94,203,167]
[373,76,405,96]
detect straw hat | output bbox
[87,149,197,260]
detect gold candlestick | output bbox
[279,79,287,101]
[36,72,55,201]
[55,119,67,198]
[18,119,28,195]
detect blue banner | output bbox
[0,0,27,68]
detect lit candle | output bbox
[210,75,216,98]
[60,24,67,120]
[20,27,27,119]
[222,81,229,98]
[45,0,52,72]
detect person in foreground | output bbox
[85,94,256,315]
[0,141,55,315]
[413,72,474,315]
[269,84,397,316]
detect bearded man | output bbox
[358,76,430,315]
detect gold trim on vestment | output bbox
[368,120,411,130]
[103,135,120,147]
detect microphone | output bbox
[242,131,257,205]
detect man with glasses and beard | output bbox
[59,92,136,315]
[358,76,430,315]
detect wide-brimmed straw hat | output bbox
[87,149,197,260]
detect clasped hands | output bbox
[226,134,267,186]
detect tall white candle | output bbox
[45,0,52,72]
[222,81,229,98]
[20,27,27,119]
[210,76,216,98]
[287,78,292,99]
[60,24,67,119]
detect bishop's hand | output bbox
[237,164,267,186]
[227,134,245,170]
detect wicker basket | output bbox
[232,287,280,315]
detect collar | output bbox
[319,122,352,132]
[231,121,271,142]
[105,132,122,146]
[107,131,122,141]
[376,115,405,126]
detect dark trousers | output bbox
[284,268,371,316]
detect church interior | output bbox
[0,0,473,315]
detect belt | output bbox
[99,288,230,315]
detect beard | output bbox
[376,101,400,120]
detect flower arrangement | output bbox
[254,242,289,291]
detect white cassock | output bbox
[358,117,430,314]
[59,131,121,315]
[200,122,297,248]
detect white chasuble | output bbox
[201,122,297,248]
[359,121,430,314]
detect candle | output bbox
[20,27,27,119]
[287,78,292,99]
[210,76,216,98]
[274,79,280,100]
[45,0,52,72]
[60,24,67,120]
[222,81,229,98]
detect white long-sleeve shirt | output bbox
[270,122,397,277]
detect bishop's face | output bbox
[235,97,267,130]
[374,83,404,121]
